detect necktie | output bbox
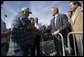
[54,16,58,31]
[54,17,56,28]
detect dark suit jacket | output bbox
[50,14,69,43]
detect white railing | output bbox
[67,32,83,56]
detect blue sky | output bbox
[1,1,71,28]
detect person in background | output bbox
[30,17,42,56]
[34,17,42,56]
[69,1,83,56]
[67,11,72,23]
[66,11,75,55]
[67,11,73,32]
[1,19,10,56]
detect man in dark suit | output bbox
[49,7,69,56]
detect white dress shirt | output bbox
[54,14,58,27]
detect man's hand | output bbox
[52,30,59,36]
